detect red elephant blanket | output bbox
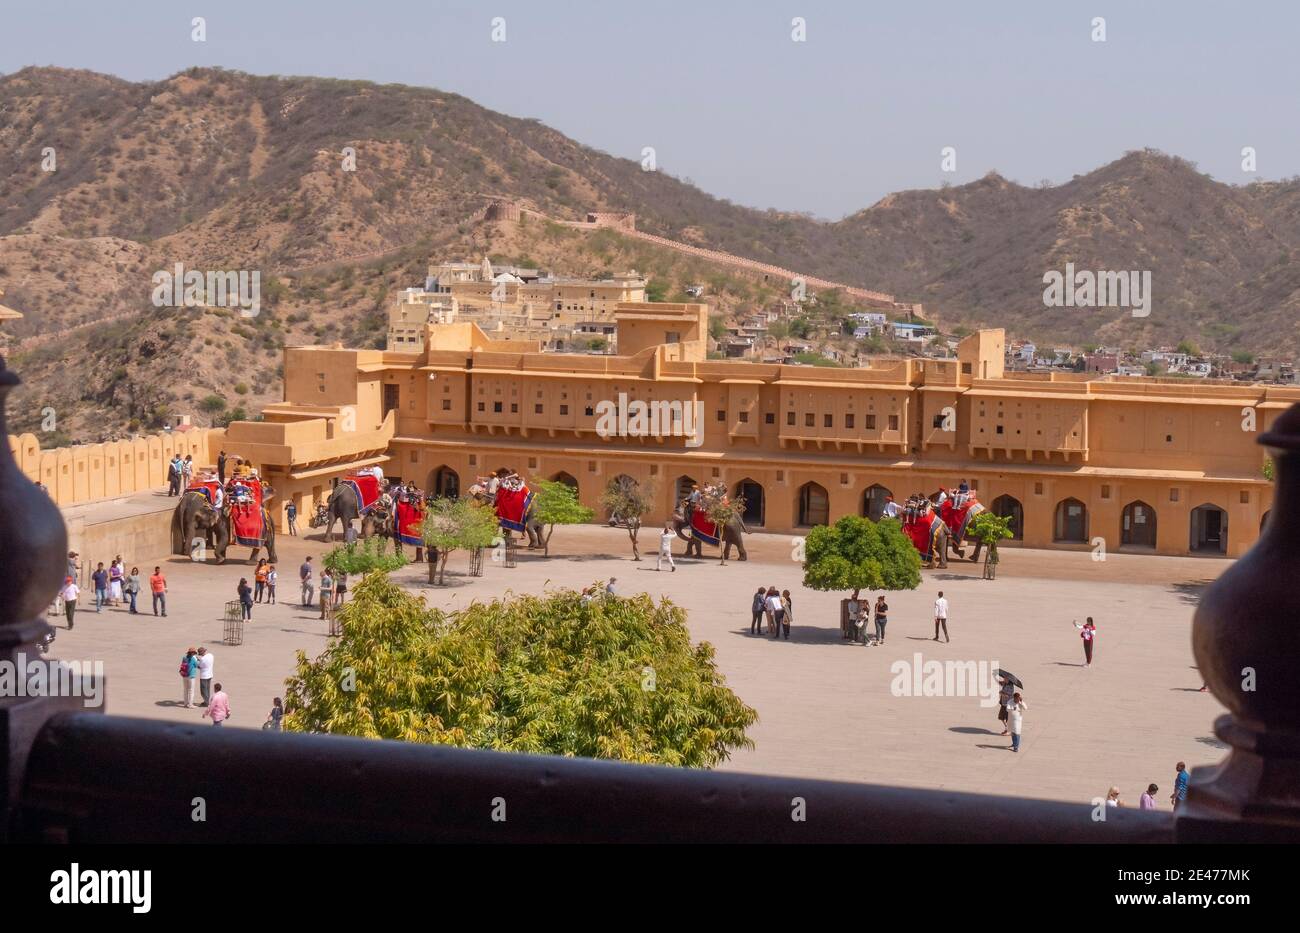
[495,485,532,533]
[690,508,720,547]
[228,478,266,548]
[396,498,425,546]
[186,480,222,507]
[340,473,383,515]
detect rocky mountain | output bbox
[2,66,1298,440]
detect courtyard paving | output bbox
[47,504,1231,807]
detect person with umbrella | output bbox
[995,670,1022,735]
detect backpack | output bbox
[179,656,190,676]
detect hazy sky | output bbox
[4,0,1297,218]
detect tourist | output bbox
[958,479,970,494]
[874,594,889,645]
[334,570,348,608]
[167,455,182,496]
[267,697,284,731]
[180,648,198,708]
[1106,787,1123,808]
[580,586,595,606]
[605,577,618,597]
[196,647,215,706]
[766,587,785,640]
[108,557,124,606]
[150,566,168,616]
[1007,692,1026,752]
[254,558,269,603]
[300,556,315,608]
[845,594,861,643]
[1074,617,1097,666]
[781,590,794,639]
[997,676,1015,735]
[319,569,335,619]
[933,590,949,642]
[286,500,298,536]
[267,564,278,604]
[882,495,901,519]
[125,566,141,614]
[182,454,194,488]
[656,523,676,571]
[217,449,227,483]
[92,562,108,612]
[238,577,253,621]
[1171,762,1189,810]
[203,683,230,727]
[750,587,767,635]
[60,576,79,630]
[1140,784,1158,810]
[66,550,80,582]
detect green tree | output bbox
[600,475,654,560]
[1232,350,1255,365]
[645,279,670,302]
[766,320,791,341]
[283,574,758,767]
[322,536,409,576]
[802,516,921,614]
[968,511,1014,580]
[200,394,226,413]
[530,479,595,556]
[421,497,499,585]
[1176,339,1202,356]
[708,313,728,341]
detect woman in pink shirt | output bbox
[203,683,231,726]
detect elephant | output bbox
[170,491,277,565]
[672,505,748,562]
[360,505,392,540]
[901,496,950,569]
[323,482,366,542]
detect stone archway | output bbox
[797,481,830,527]
[427,466,460,499]
[735,478,765,526]
[1054,497,1088,542]
[991,494,1024,540]
[1190,503,1228,554]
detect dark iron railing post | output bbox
[0,356,98,842]
[1179,401,1300,841]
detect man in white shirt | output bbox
[766,590,786,640]
[845,597,861,642]
[196,647,216,706]
[656,524,676,572]
[605,577,618,597]
[881,496,901,519]
[933,591,950,643]
[60,577,80,630]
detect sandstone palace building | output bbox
[219,301,1296,559]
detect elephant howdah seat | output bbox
[688,508,720,546]
[396,497,425,546]
[495,484,533,533]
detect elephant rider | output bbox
[684,484,702,523]
[935,486,950,507]
[211,482,225,511]
[882,494,901,519]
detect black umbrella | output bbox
[995,669,1024,688]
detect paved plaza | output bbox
[49,494,1231,807]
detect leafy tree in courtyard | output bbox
[530,479,595,556]
[421,496,499,585]
[600,475,654,560]
[802,515,921,614]
[967,511,1014,580]
[283,574,758,766]
[323,536,408,576]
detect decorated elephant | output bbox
[323,478,386,542]
[672,503,748,562]
[935,489,986,561]
[360,504,392,540]
[170,490,277,565]
[901,495,950,569]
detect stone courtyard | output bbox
[49,490,1229,807]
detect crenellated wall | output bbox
[6,428,223,507]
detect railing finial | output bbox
[1182,401,1300,840]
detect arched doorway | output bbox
[1054,498,1088,542]
[735,478,765,526]
[551,471,578,495]
[861,483,893,521]
[991,494,1024,540]
[1190,504,1228,554]
[798,481,830,527]
[428,466,460,499]
[675,475,698,508]
[1121,500,1157,548]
